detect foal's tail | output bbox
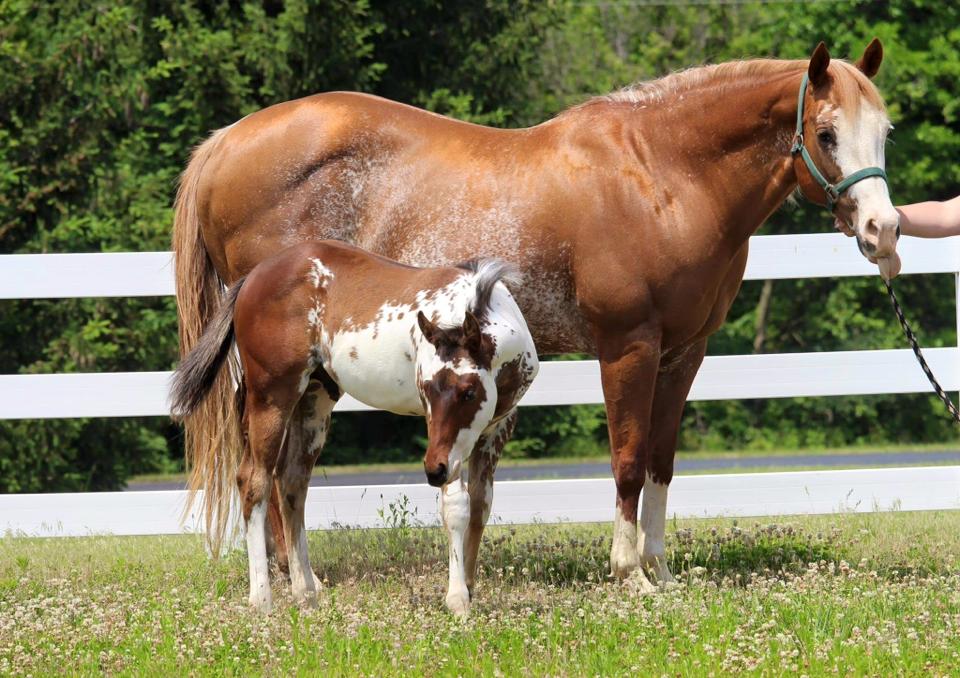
[170,278,244,421]
[172,125,245,555]
[170,278,245,555]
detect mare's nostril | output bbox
[865,219,880,239]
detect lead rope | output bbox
[884,279,960,422]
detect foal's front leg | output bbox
[464,409,517,598]
[441,477,471,617]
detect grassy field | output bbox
[2,511,959,676]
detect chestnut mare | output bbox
[172,241,537,614]
[174,41,899,593]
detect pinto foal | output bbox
[172,240,537,615]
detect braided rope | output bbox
[883,279,960,423]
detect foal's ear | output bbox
[462,311,482,352]
[855,38,883,79]
[417,311,441,347]
[808,41,831,88]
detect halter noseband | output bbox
[790,72,888,212]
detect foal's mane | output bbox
[570,58,883,112]
[456,259,520,320]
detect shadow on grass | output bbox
[307,521,848,588]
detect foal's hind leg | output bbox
[464,409,517,598]
[238,399,289,613]
[276,380,336,606]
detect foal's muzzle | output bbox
[425,463,448,487]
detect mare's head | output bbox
[416,309,497,487]
[793,39,900,278]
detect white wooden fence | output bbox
[2,233,959,537]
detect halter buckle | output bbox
[790,133,804,155]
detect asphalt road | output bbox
[127,449,960,491]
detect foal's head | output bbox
[793,39,900,277]
[416,310,496,487]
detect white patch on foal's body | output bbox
[308,258,335,288]
[320,274,536,419]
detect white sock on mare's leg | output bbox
[610,503,656,592]
[639,471,674,584]
[246,498,273,612]
[442,481,471,617]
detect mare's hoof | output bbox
[623,569,657,594]
[640,556,676,586]
[609,548,640,581]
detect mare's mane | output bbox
[568,58,883,112]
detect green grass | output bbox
[2,511,960,675]
[127,441,960,486]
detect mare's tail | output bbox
[172,126,244,555]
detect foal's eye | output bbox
[816,129,836,146]
[461,388,476,402]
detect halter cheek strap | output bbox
[790,72,888,212]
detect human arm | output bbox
[896,195,960,238]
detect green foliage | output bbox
[2,0,959,491]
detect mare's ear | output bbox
[808,41,831,88]
[855,38,883,79]
[417,311,441,347]
[462,311,482,354]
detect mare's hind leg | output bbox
[464,409,518,598]
[238,398,289,612]
[276,380,337,606]
[639,340,706,585]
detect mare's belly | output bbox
[327,319,424,416]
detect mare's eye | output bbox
[817,129,836,146]
[461,388,476,402]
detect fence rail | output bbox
[2,466,958,538]
[2,232,959,538]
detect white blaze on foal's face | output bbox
[416,310,496,487]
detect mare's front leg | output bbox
[441,475,471,617]
[596,328,661,590]
[640,340,707,585]
[276,382,336,607]
[464,409,518,599]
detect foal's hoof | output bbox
[249,593,273,614]
[311,571,325,592]
[295,591,319,610]
[445,591,471,618]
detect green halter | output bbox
[790,72,888,212]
